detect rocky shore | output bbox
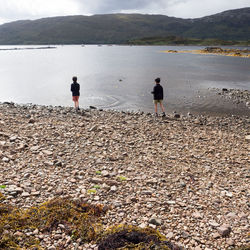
[0,102,249,249]
[216,88,250,109]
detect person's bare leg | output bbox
[154,103,158,115]
[160,102,165,113]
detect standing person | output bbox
[71,76,80,110]
[151,77,166,116]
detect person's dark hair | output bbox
[72,76,77,82]
[155,77,161,83]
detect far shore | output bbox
[0,46,56,51]
[163,47,250,58]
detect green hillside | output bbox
[0,7,249,45]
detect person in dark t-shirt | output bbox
[151,77,165,116]
[70,76,80,110]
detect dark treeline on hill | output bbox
[0,7,249,45]
[129,36,250,46]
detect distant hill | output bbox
[0,7,249,45]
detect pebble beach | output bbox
[0,102,249,249]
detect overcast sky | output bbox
[0,0,249,24]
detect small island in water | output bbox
[163,47,250,58]
[163,47,250,57]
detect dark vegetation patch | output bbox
[0,192,5,202]
[0,197,106,248]
[97,225,182,250]
[129,36,250,46]
[0,198,176,249]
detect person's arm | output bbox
[71,84,73,92]
[151,86,155,94]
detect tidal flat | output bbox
[0,102,249,249]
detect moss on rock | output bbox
[0,197,107,248]
[0,198,181,249]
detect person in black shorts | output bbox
[70,76,80,110]
[151,77,166,116]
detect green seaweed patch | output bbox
[0,198,107,248]
[0,197,181,249]
[97,224,175,249]
[88,189,97,194]
[117,176,127,181]
[96,171,102,175]
[93,185,101,190]
[0,185,6,189]
[0,233,41,249]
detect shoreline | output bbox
[163,47,250,58]
[0,46,56,51]
[0,102,249,249]
[214,88,250,106]
[1,85,250,118]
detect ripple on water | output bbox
[83,95,123,109]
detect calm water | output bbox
[0,45,249,116]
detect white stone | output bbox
[21,192,30,197]
[2,157,9,162]
[110,186,117,192]
[139,223,147,228]
[245,135,250,140]
[209,220,220,227]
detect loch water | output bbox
[0,45,249,116]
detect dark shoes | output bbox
[155,112,166,117]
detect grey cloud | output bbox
[0,0,249,24]
[77,0,169,14]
